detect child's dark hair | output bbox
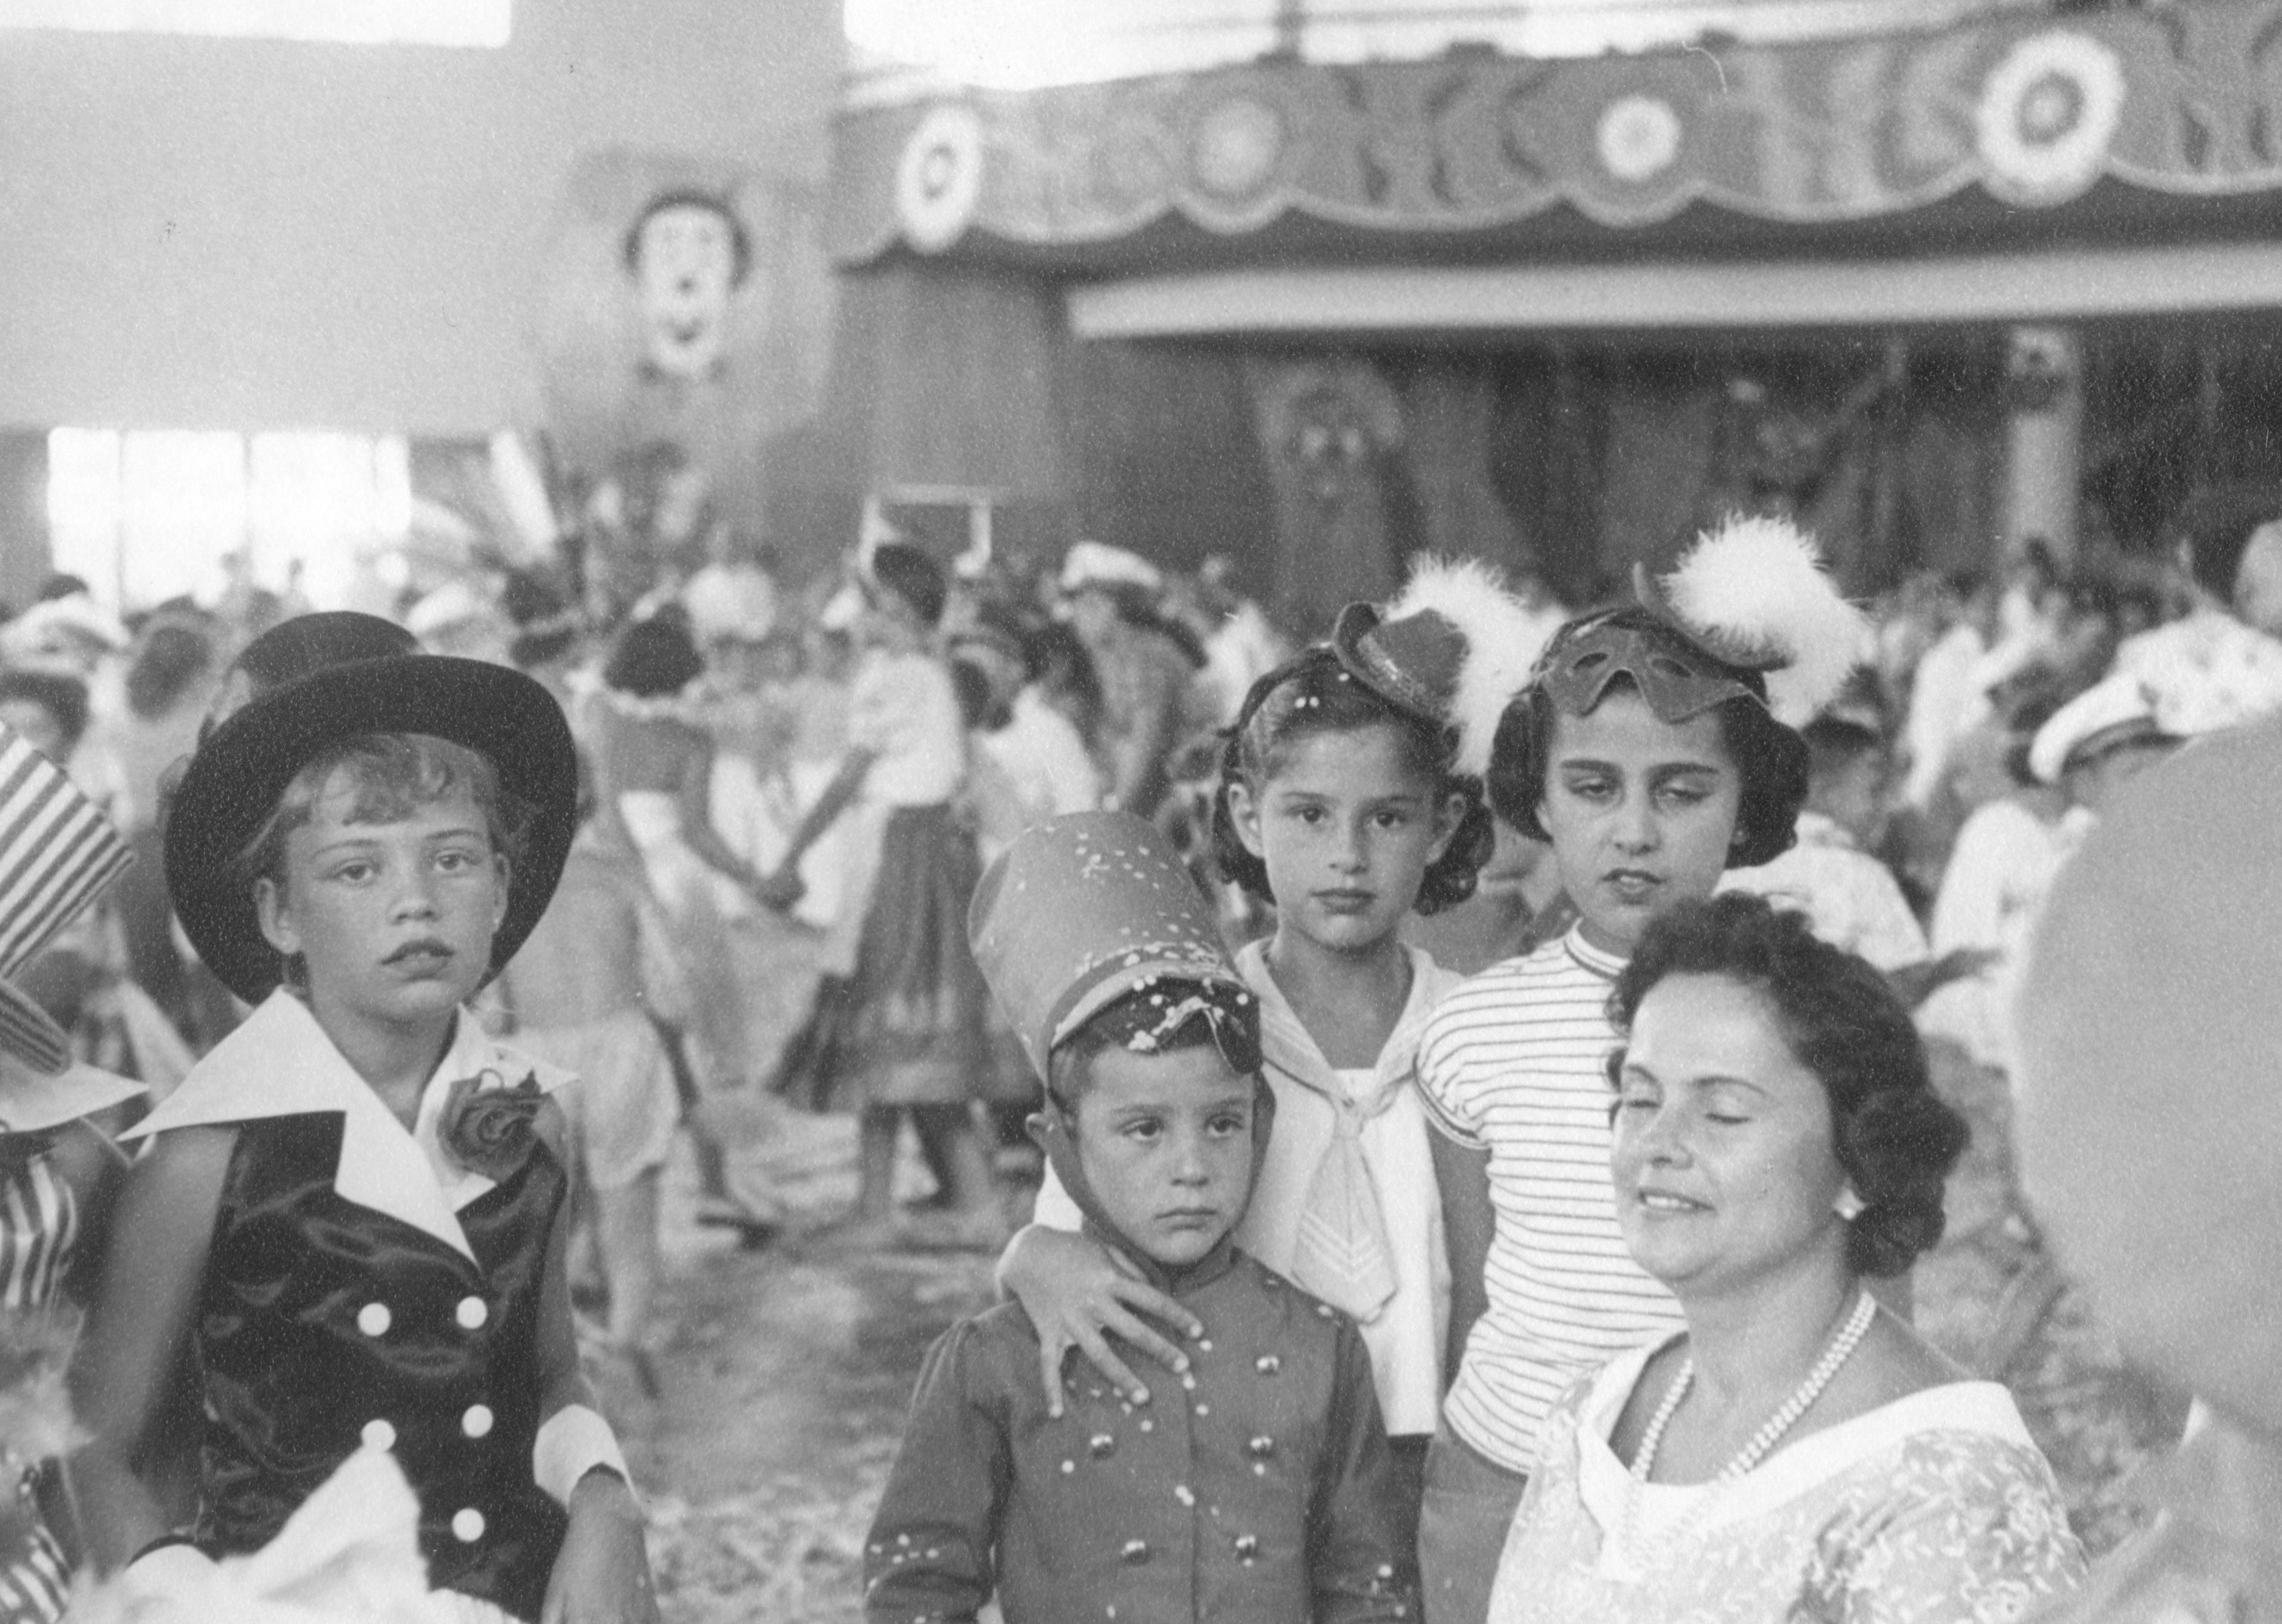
[603,615,703,699]
[125,618,220,720]
[1028,622,1103,744]
[949,656,1007,732]
[0,669,91,761]
[235,732,534,901]
[1045,980,1262,1115]
[1607,893,1968,1278]
[869,542,947,630]
[1485,610,1809,869]
[1210,647,1493,915]
[1801,715,1887,781]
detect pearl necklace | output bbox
[1618,1290,1878,1573]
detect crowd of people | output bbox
[0,482,2268,1620]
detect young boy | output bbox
[862,811,1416,1624]
[72,640,656,1623]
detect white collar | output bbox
[122,992,569,1262]
[1574,1336,2035,1540]
[1562,923,1629,980]
[1239,940,1460,1116]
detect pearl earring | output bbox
[1835,1188,1865,1221]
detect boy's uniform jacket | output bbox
[864,1066,1418,1624]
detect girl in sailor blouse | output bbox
[70,646,658,1624]
[1002,553,1537,1514]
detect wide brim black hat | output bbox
[165,653,577,1005]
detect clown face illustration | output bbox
[624,192,750,380]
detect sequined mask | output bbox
[1536,612,1768,726]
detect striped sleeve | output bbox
[1414,1011,1485,1150]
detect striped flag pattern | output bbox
[0,730,132,1074]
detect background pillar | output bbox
[2003,324,2083,559]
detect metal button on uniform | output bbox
[1120,1539,1149,1565]
[462,1404,495,1440]
[361,1419,397,1451]
[357,1302,391,1337]
[451,1508,486,1543]
[456,1296,489,1331]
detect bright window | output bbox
[47,428,412,610]
[0,0,508,47]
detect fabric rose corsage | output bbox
[438,1069,545,1181]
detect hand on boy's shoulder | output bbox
[985,1249,1366,1397]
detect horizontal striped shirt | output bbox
[1418,928,1683,1475]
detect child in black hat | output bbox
[71,638,656,1623]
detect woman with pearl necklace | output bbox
[1485,894,2085,1621]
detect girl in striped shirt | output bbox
[1417,517,1864,1623]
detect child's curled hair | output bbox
[236,732,535,896]
[1210,646,1495,915]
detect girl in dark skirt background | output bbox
[762,543,1003,1250]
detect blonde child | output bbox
[72,642,655,1623]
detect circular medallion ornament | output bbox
[1975,31,2126,205]
[1596,94,1684,185]
[895,103,986,253]
[1190,95,1287,203]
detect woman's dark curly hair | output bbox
[1606,892,1968,1278]
[1210,646,1494,917]
[1485,610,1810,870]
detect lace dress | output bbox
[1487,1341,2087,1624]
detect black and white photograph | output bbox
[0,0,2276,1618]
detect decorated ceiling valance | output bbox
[828,1,2282,271]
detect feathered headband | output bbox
[1536,515,1869,730]
[1331,555,1563,778]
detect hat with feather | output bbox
[1529,514,1869,734]
[1329,556,1563,778]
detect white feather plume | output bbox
[1383,555,1565,778]
[1658,515,1870,727]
